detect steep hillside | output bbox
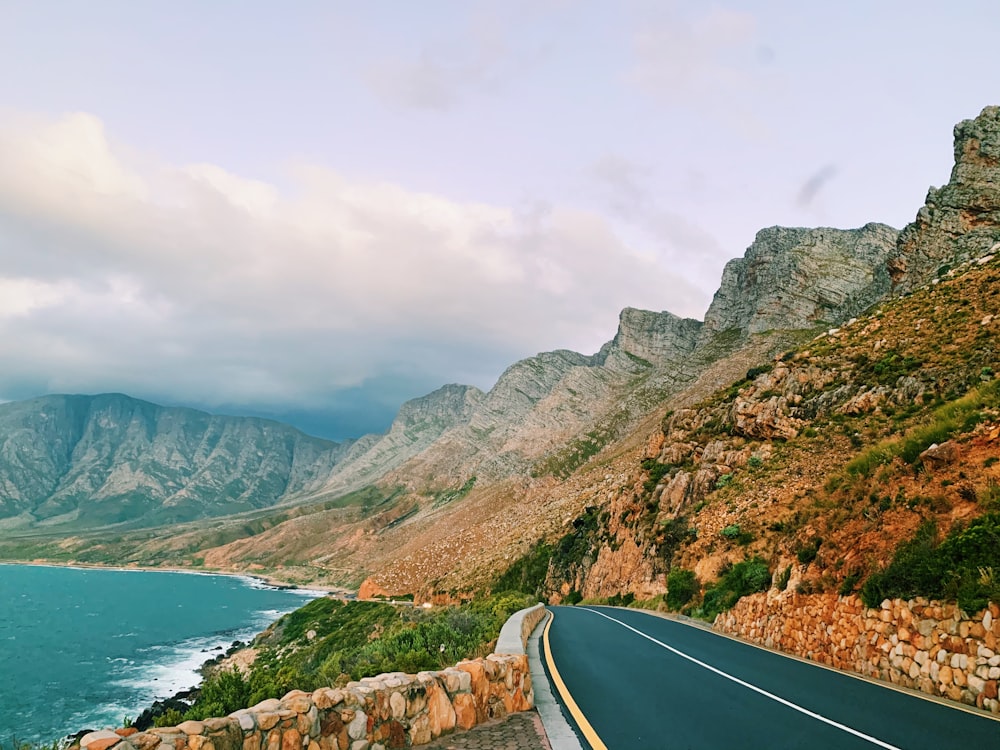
[349,106,1000,602]
[316,383,484,495]
[0,394,349,530]
[548,249,1000,607]
[476,105,1000,612]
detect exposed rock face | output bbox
[318,384,483,494]
[596,307,702,373]
[0,394,348,529]
[466,349,599,435]
[327,308,708,489]
[702,223,899,337]
[894,106,1000,291]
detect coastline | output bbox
[0,557,355,598]
[0,561,337,739]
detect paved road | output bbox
[543,606,1000,749]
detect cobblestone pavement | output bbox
[422,711,551,750]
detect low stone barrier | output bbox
[75,654,533,750]
[715,591,1000,715]
[495,603,547,655]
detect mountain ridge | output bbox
[2,106,999,606]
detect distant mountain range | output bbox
[0,394,350,530]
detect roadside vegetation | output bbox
[145,592,532,727]
[861,514,1000,611]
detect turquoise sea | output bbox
[0,564,322,742]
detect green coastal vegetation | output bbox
[146,592,533,727]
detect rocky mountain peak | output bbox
[392,384,483,430]
[597,307,702,372]
[701,223,899,338]
[893,105,1000,292]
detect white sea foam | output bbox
[110,596,321,707]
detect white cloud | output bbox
[0,112,706,432]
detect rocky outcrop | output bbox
[317,385,483,495]
[343,307,709,487]
[716,592,1000,715]
[702,223,899,338]
[73,654,533,750]
[894,106,1000,292]
[596,308,702,373]
[0,394,349,530]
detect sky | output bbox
[0,1,998,440]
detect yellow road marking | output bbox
[542,610,609,750]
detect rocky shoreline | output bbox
[0,561,348,741]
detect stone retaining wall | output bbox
[715,591,1000,715]
[74,654,533,750]
[495,604,547,655]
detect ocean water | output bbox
[0,564,323,742]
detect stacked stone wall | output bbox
[715,591,1000,715]
[73,653,532,750]
[495,603,546,655]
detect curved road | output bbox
[543,605,1000,749]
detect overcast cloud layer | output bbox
[1,1,998,438]
[0,112,702,435]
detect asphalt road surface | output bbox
[543,605,1000,749]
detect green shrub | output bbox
[153,708,185,727]
[838,571,861,596]
[721,522,754,545]
[181,594,532,721]
[796,538,822,565]
[861,514,1000,611]
[745,365,773,381]
[493,540,553,598]
[777,565,792,591]
[185,670,251,720]
[715,473,735,490]
[658,516,691,563]
[605,592,635,607]
[666,569,698,610]
[721,524,743,540]
[641,459,672,493]
[700,558,771,621]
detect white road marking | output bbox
[583,607,903,750]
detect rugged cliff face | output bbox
[701,223,899,338]
[596,308,702,373]
[0,394,348,530]
[317,384,484,496]
[893,105,1000,291]
[334,308,707,491]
